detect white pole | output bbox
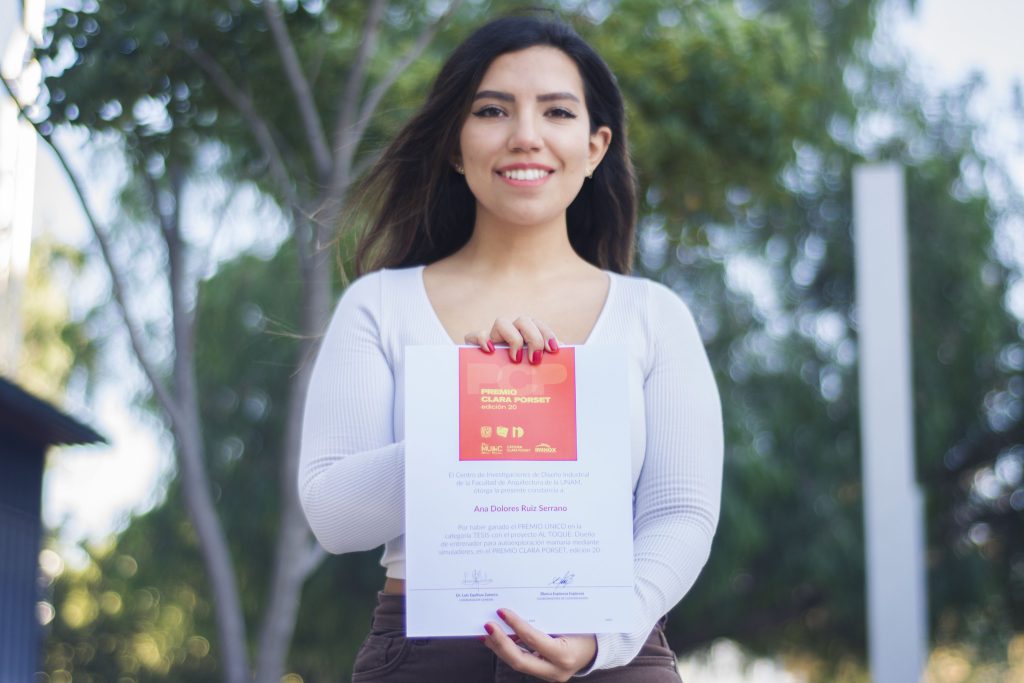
[853,162,928,682]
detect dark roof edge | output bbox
[0,376,107,447]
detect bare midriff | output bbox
[383,577,406,595]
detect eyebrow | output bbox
[473,90,581,103]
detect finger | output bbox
[498,610,588,673]
[535,320,560,354]
[495,609,560,660]
[464,330,495,353]
[488,318,525,363]
[512,317,546,365]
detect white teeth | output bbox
[503,168,549,181]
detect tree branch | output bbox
[177,41,307,225]
[262,0,332,182]
[141,163,199,354]
[320,1,460,228]
[351,0,463,150]
[330,0,386,173]
[177,39,316,272]
[0,74,183,429]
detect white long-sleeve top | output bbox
[298,265,723,672]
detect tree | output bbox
[12,1,465,681]
[613,15,1024,679]
[584,0,1023,675]
[43,241,393,681]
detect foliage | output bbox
[36,0,1024,681]
[17,237,96,404]
[37,0,478,204]
[44,514,220,682]
[651,35,1024,679]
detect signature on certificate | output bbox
[462,570,494,587]
[549,571,576,586]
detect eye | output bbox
[471,105,506,118]
[546,107,578,119]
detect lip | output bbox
[495,163,555,187]
[495,163,556,172]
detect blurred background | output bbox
[1,0,1022,681]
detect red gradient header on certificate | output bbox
[458,348,577,461]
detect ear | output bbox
[448,150,464,175]
[588,126,612,174]
[450,150,465,175]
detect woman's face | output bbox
[458,46,611,231]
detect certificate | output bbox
[404,345,634,637]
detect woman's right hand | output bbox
[464,316,560,364]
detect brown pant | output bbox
[351,593,682,682]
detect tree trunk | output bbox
[176,414,252,683]
[253,213,334,683]
[163,165,251,683]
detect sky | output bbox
[891,0,1024,86]
[887,0,1024,184]
[19,0,1024,678]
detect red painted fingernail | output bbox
[549,338,559,353]
[484,623,495,635]
[531,349,542,365]
[477,636,487,642]
[497,609,507,620]
[514,348,523,364]
[486,340,494,353]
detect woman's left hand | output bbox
[482,608,597,682]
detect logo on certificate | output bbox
[458,348,577,461]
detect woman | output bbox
[299,14,722,683]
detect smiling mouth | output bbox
[499,168,553,181]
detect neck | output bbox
[453,213,586,279]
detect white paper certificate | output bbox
[404,345,634,637]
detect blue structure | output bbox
[0,377,105,682]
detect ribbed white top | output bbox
[298,265,723,672]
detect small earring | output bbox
[454,163,465,175]
[586,168,593,179]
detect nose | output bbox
[507,113,543,152]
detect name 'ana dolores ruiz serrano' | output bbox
[473,504,570,513]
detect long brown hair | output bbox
[347,15,637,276]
